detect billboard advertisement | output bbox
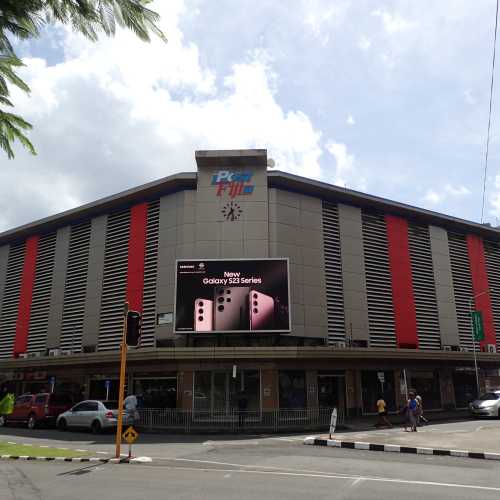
[174,259,290,333]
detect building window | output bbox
[453,371,476,409]
[408,370,441,410]
[193,369,260,415]
[157,313,173,325]
[279,370,306,409]
[361,370,396,414]
[134,377,177,409]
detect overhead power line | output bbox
[481,0,500,223]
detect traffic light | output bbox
[126,310,142,347]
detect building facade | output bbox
[0,149,499,418]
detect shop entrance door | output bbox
[318,373,345,414]
[194,370,260,416]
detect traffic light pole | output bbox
[115,303,129,459]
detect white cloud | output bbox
[422,184,470,206]
[2,0,326,231]
[325,141,365,190]
[346,114,355,126]
[371,8,415,34]
[358,36,372,50]
[444,184,470,196]
[423,189,443,205]
[464,90,477,105]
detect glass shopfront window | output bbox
[134,378,177,409]
[318,371,345,411]
[408,370,441,410]
[361,370,396,414]
[193,370,260,415]
[453,371,476,409]
[279,370,306,409]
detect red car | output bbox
[2,393,73,429]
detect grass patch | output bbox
[0,441,91,458]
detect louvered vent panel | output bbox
[361,212,396,347]
[408,223,441,349]
[27,232,56,353]
[98,209,130,351]
[0,242,25,358]
[141,200,160,347]
[448,232,475,351]
[484,240,500,348]
[322,202,345,343]
[60,222,91,351]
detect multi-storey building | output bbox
[0,149,499,417]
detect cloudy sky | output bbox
[1,0,500,231]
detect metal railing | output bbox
[136,407,344,433]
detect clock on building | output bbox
[222,201,243,221]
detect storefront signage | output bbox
[174,258,291,333]
[211,170,255,198]
[471,311,485,341]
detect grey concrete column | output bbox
[82,215,107,349]
[155,193,178,341]
[429,225,459,347]
[46,228,70,349]
[338,204,369,343]
[0,244,10,318]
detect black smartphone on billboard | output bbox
[213,287,250,331]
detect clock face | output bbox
[222,201,243,221]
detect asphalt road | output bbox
[2,425,500,499]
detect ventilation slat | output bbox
[98,209,130,351]
[140,200,160,347]
[408,223,440,350]
[448,232,475,351]
[322,202,345,344]
[0,242,25,358]
[60,222,91,351]
[484,240,500,348]
[27,233,57,353]
[362,212,396,347]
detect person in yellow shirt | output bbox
[375,396,392,428]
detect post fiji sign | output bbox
[211,170,255,198]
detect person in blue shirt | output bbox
[406,392,418,432]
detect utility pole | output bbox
[115,303,129,459]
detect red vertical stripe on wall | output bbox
[466,234,496,348]
[385,215,419,348]
[13,235,39,356]
[126,203,148,313]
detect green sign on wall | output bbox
[471,311,485,342]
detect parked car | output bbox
[0,393,73,429]
[57,400,118,433]
[469,390,500,417]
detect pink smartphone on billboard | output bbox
[249,291,275,330]
[194,298,213,332]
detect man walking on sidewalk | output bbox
[375,396,392,428]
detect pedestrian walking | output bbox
[123,393,139,426]
[416,395,429,426]
[375,396,392,428]
[406,392,418,432]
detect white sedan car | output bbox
[56,400,118,433]
[469,391,500,418]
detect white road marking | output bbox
[75,449,88,452]
[137,464,500,492]
[96,451,109,454]
[7,442,16,445]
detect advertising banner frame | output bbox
[173,257,291,335]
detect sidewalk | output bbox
[338,409,470,433]
[307,418,500,456]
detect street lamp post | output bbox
[469,289,493,398]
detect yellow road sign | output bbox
[122,426,138,444]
